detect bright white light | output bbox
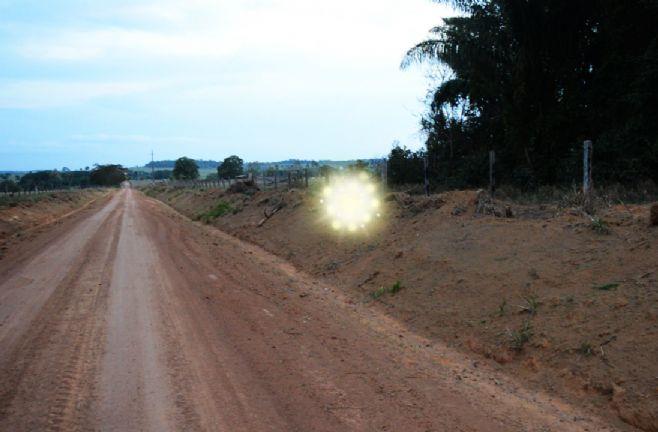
[321,174,381,232]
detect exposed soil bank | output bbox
[143,184,658,431]
[1,188,618,431]
[0,189,110,258]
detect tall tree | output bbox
[404,0,658,187]
[173,157,200,180]
[217,156,244,179]
[90,165,127,186]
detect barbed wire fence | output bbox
[0,186,86,199]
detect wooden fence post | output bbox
[583,140,593,212]
[423,154,430,196]
[287,172,292,190]
[304,169,309,188]
[489,150,496,198]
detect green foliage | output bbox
[90,165,127,186]
[198,201,233,223]
[347,160,370,173]
[578,342,594,357]
[12,170,93,191]
[389,281,403,294]
[153,170,172,180]
[0,179,20,193]
[387,144,425,185]
[319,165,335,178]
[132,170,172,180]
[405,1,658,188]
[217,155,244,179]
[245,162,262,175]
[509,321,533,351]
[20,171,63,190]
[173,157,199,180]
[593,282,619,291]
[589,217,610,235]
[371,281,404,299]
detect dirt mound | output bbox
[141,184,658,431]
[227,179,260,195]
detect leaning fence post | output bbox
[583,140,593,212]
[489,150,496,198]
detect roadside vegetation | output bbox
[197,201,234,223]
[371,281,404,300]
[393,0,657,192]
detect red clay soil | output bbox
[143,184,658,432]
[0,189,109,259]
[0,188,631,431]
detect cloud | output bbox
[15,0,449,64]
[0,0,455,169]
[17,27,237,61]
[0,80,161,109]
[70,133,201,144]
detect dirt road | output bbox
[0,189,623,431]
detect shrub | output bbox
[198,201,233,223]
[589,217,610,234]
[578,342,594,357]
[371,281,404,299]
[593,282,619,291]
[509,321,533,351]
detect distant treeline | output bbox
[398,0,658,189]
[145,160,220,169]
[141,158,383,172]
[0,165,128,192]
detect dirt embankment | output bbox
[142,184,658,432]
[0,189,110,257]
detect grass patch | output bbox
[198,201,233,223]
[371,281,404,299]
[519,294,539,315]
[509,321,533,351]
[578,342,594,357]
[593,282,619,291]
[589,217,610,234]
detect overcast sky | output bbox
[0,0,453,170]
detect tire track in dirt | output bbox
[0,193,124,431]
[95,189,193,431]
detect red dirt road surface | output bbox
[0,189,623,431]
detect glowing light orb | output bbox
[321,174,381,232]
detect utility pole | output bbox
[150,150,155,182]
